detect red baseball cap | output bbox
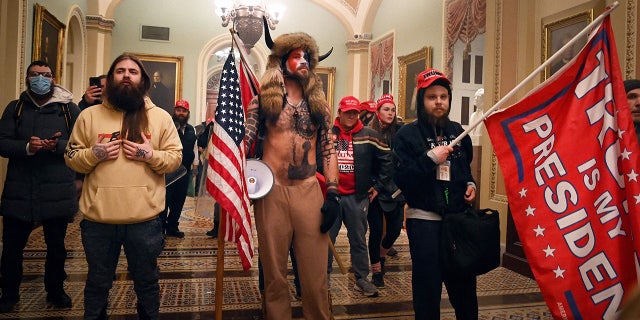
[175,99,190,111]
[359,100,376,112]
[376,94,396,109]
[339,96,361,112]
[416,68,450,89]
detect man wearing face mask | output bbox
[0,60,81,312]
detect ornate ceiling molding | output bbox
[86,15,115,32]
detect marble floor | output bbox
[0,197,552,319]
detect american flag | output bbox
[206,52,254,271]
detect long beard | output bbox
[173,113,189,125]
[106,81,146,113]
[418,106,449,129]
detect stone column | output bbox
[85,15,115,75]
[345,39,371,101]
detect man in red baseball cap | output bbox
[327,95,393,298]
[162,99,198,238]
[392,68,478,319]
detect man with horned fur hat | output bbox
[244,24,339,319]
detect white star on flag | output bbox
[525,205,536,216]
[553,266,566,279]
[519,188,527,198]
[618,129,626,139]
[543,245,556,257]
[534,225,546,237]
[621,148,632,160]
[627,169,638,182]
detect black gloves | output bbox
[320,191,341,233]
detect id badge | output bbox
[437,160,451,181]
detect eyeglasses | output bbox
[28,71,53,78]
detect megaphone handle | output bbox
[327,234,347,275]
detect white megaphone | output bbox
[245,159,275,199]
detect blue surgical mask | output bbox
[29,75,52,95]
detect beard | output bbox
[418,106,450,129]
[172,113,189,126]
[105,81,146,113]
[28,88,54,102]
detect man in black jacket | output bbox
[327,95,393,297]
[0,60,80,312]
[393,68,477,319]
[162,99,197,238]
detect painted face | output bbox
[114,59,142,88]
[339,110,360,131]
[628,88,640,124]
[286,49,309,78]
[422,85,450,119]
[377,103,396,126]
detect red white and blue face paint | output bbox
[285,48,310,78]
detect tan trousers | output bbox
[254,179,331,320]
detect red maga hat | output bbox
[339,96,361,112]
[376,94,396,109]
[175,99,190,111]
[416,68,450,89]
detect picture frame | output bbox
[316,66,336,115]
[128,53,184,112]
[32,4,66,80]
[398,46,433,122]
[542,9,594,80]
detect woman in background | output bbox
[366,94,405,288]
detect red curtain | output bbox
[369,35,394,99]
[445,0,486,77]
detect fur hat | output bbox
[260,23,333,127]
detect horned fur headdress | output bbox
[260,18,333,127]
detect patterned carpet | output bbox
[0,197,552,319]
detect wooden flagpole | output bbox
[215,209,225,320]
[449,1,619,147]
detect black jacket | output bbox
[393,119,475,215]
[369,117,405,206]
[178,123,197,170]
[0,88,80,222]
[332,120,394,201]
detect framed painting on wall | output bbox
[128,53,184,113]
[398,46,433,122]
[32,4,66,80]
[316,66,336,115]
[542,9,594,80]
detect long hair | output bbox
[106,54,151,143]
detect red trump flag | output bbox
[485,17,640,319]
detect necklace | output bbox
[286,99,315,139]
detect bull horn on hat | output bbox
[263,16,274,49]
[319,47,333,62]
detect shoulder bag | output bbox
[440,207,501,276]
